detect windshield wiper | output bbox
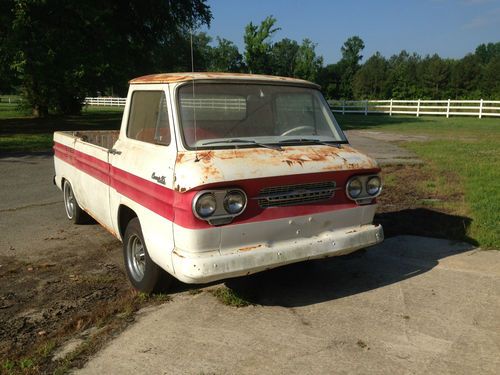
[278,138,343,148]
[200,139,283,151]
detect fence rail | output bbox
[83,96,500,119]
[329,99,500,118]
[84,97,127,107]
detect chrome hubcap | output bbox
[64,182,75,219]
[127,235,146,281]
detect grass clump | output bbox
[211,287,251,308]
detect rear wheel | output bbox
[63,180,91,224]
[123,218,171,293]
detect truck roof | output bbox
[129,72,320,89]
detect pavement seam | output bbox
[0,201,60,213]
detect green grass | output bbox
[211,287,251,307]
[338,114,500,248]
[0,106,123,153]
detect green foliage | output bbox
[352,52,388,99]
[211,287,251,307]
[2,0,212,116]
[270,38,300,77]
[208,37,245,72]
[293,39,323,82]
[243,16,280,74]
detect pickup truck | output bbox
[53,72,383,292]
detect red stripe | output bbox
[54,142,378,229]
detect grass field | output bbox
[337,114,500,249]
[0,104,123,152]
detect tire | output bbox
[123,218,171,293]
[63,180,91,224]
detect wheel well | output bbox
[118,205,137,239]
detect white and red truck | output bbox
[53,72,383,292]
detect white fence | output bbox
[329,99,500,118]
[84,97,127,107]
[84,96,500,119]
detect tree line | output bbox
[0,2,498,117]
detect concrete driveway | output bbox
[78,235,500,375]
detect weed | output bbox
[211,287,251,307]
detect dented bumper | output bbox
[172,223,383,284]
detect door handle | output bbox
[109,148,122,155]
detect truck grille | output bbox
[257,181,337,208]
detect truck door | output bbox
[108,87,177,275]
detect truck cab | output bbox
[53,73,383,292]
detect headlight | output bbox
[224,190,246,214]
[366,176,381,196]
[347,178,362,198]
[194,193,216,218]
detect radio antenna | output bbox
[190,27,199,161]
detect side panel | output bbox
[109,85,177,275]
[53,131,113,232]
[72,140,113,230]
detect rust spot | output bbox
[174,183,188,193]
[176,152,186,163]
[129,72,319,89]
[239,244,263,252]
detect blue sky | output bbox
[201,0,500,64]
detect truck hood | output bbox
[173,144,378,192]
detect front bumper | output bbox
[172,223,383,284]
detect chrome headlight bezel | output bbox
[193,192,217,219]
[223,190,247,215]
[346,178,363,199]
[192,188,247,225]
[366,176,382,196]
[345,174,382,204]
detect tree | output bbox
[293,39,323,82]
[475,42,500,65]
[208,37,245,72]
[1,0,212,116]
[386,50,421,99]
[352,52,388,99]
[243,16,280,74]
[420,54,451,99]
[270,38,299,77]
[338,36,365,99]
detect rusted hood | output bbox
[174,145,378,192]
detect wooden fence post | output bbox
[446,99,450,118]
[479,99,483,119]
[342,100,345,115]
[416,99,421,117]
[365,100,368,115]
[389,99,393,116]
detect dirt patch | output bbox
[375,164,474,244]
[0,240,171,374]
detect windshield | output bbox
[178,83,347,149]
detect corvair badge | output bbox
[151,172,166,185]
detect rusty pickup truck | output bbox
[53,72,383,292]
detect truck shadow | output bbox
[203,209,475,307]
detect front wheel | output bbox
[63,180,91,224]
[123,218,171,293]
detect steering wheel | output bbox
[280,125,316,136]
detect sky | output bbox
[201,0,500,64]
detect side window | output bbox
[127,91,171,145]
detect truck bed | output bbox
[58,130,119,150]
